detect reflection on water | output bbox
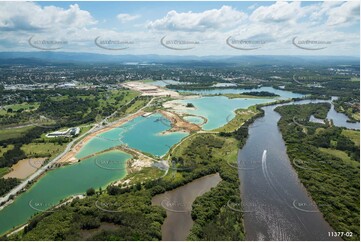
[238,100,341,241]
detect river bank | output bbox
[238,100,341,240]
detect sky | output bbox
[0,1,359,56]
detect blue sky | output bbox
[0,1,359,56]
[38,1,274,31]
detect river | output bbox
[237,99,347,240]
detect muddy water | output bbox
[237,100,341,241]
[152,173,222,241]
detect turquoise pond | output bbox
[176,96,274,130]
[183,116,205,125]
[76,113,188,159]
[0,150,130,235]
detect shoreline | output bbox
[57,111,146,164]
[158,110,200,133]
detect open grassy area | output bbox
[0,102,39,115]
[0,126,34,142]
[124,97,151,114]
[0,167,10,177]
[21,143,66,158]
[79,126,92,135]
[164,133,239,182]
[341,130,360,147]
[213,106,259,133]
[350,77,360,82]
[0,144,14,157]
[120,167,164,186]
[172,133,238,162]
[99,90,139,110]
[319,147,358,167]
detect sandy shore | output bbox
[163,97,199,112]
[4,157,47,179]
[58,111,145,164]
[158,110,200,133]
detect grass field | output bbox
[99,90,139,110]
[0,126,34,142]
[124,97,150,114]
[213,106,259,133]
[0,167,10,177]
[319,147,359,167]
[0,144,14,157]
[341,129,360,147]
[164,132,239,184]
[121,167,164,186]
[0,102,39,115]
[350,77,360,82]
[171,133,238,163]
[21,143,66,158]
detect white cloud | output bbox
[327,1,360,26]
[250,1,302,23]
[117,13,140,23]
[0,2,358,57]
[147,6,247,32]
[0,2,96,31]
[248,4,258,10]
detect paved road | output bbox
[0,124,96,206]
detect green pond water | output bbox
[0,150,130,235]
[76,113,188,159]
[177,96,274,130]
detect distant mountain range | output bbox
[0,51,358,66]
